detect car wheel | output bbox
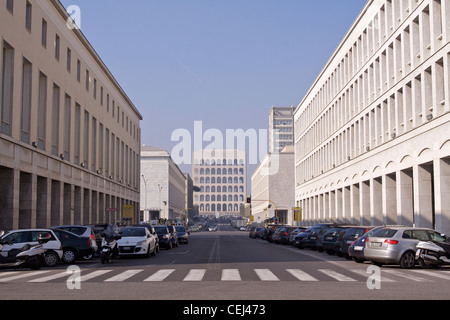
[400,251,416,269]
[62,249,77,264]
[44,251,60,267]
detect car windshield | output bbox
[175,226,185,232]
[325,228,343,236]
[120,228,146,237]
[154,226,168,234]
[372,228,398,238]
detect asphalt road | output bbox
[0,224,449,303]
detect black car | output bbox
[175,225,189,244]
[153,225,173,249]
[166,225,179,247]
[340,226,374,259]
[293,227,314,249]
[306,224,335,251]
[266,225,285,243]
[322,226,351,255]
[272,227,297,245]
[52,229,94,264]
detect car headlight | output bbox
[163,234,169,239]
[136,240,146,247]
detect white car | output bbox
[0,229,63,267]
[208,225,218,232]
[117,226,157,257]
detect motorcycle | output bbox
[100,223,121,264]
[416,237,450,268]
[0,231,51,270]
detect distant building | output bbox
[140,146,186,222]
[192,149,246,216]
[269,106,295,153]
[251,146,295,226]
[0,0,142,230]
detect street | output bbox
[0,224,449,302]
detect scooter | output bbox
[416,239,450,269]
[100,224,121,264]
[0,231,51,270]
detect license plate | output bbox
[123,247,131,251]
[310,236,317,240]
[325,237,333,241]
[371,242,382,247]
[354,246,364,251]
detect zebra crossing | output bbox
[0,266,449,284]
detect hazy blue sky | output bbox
[60,0,364,175]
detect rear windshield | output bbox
[175,226,185,232]
[345,228,368,238]
[371,228,398,238]
[154,226,168,234]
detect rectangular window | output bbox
[85,69,89,91]
[99,123,103,173]
[1,41,14,136]
[91,117,97,172]
[41,19,47,47]
[37,72,47,150]
[66,48,71,72]
[25,1,32,31]
[74,103,81,165]
[51,84,60,156]
[105,128,110,176]
[76,59,81,82]
[55,34,60,60]
[84,111,89,167]
[6,0,13,13]
[64,94,71,160]
[93,78,97,99]
[21,58,32,144]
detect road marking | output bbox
[286,269,319,282]
[79,270,113,282]
[144,269,175,282]
[318,269,357,282]
[104,269,144,282]
[183,269,206,282]
[411,269,450,281]
[382,269,432,282]
[29,271,70,283]
[349,269,396,282]
[0,271,51,282]
[254,269,280,281]
[221,269,241,281]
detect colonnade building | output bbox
[294,0,450,235]
[0,0,143,230]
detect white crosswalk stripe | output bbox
[6,267,450,284]
[255,269,280,281]
[318,269,357,282]
[183,269,206,282]
[286,269,319,282]
[144,269,175,282]
[104,269,144,282]
[221,269,241,281]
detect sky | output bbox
[60,0,365,178]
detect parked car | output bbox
[208,225,218,232]
[289,228,307,245]
[133,224,160,253]
[306,223,335,251]
[293,227,315,249]
[51,229,95,263]
[348,227,384,263]
[272,227,297,245]
[117,226,157,257]
[50,225,98,258]
[322,226,351,255]
[0,229,63,267]
[364,226,443,269]
[266,225,285,243]
[166,225,179,247]
[153,225,173,249]
[339,226,374,259]
[250,227,264,239]
[175,225,189,244]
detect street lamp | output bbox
[141,175,148,222]
[158,184,163,219]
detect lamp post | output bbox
[141,175,148,222]
[158,184,163,219]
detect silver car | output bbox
[364,226,442,269]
